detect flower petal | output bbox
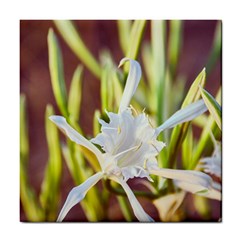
[121,166,153,182]
[155,99,207,135]
[175,180,221,201]
[149,167,212,190]
[200,156,221,178]
[57,172,104,222]
[110,176,154,222]
[49,115,105,169]
[118,58,142,112]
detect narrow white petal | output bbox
[155,99,207,135]
[118,58,142,113]
[110,176,154,222]
[57,172,104,222]
[49,115,105,169]
[175,180,221,201]
[149,167,212,190]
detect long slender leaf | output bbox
[126,20,146,60]
[20,95,29,164]
[93,110,101,136]
[182,124,193,169]
[206,21,222,74]
[54,20,101,78]
[151,20,166,125]
[199,86,222,130]
[117,20,132,55]
[117,196,133,221]
[20,95,44,221]
[168,20,182,78]
[48,28,68,117]
[191,87,221,169]
[100,52,113,112]
[68,65,83,123]
[20,162,44,221]
[166,68,206,168]
[40,105,62,221]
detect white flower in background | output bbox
[174,132,221,201]
[50,58,212,222]
[200,133,221,178]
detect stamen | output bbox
[150,141,160,154]
[148,116,154,128]
[113,145,139,159]
[117,126,121,134]
[102,126,118,131]
[130,104,138,116]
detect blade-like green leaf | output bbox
[68,65,83,123]
[112,70,123,111]
[48,28,68,117]
[191,87,222,169]
[206,21,222,74]
[40,105,62,220]
[54,20,101,79]
[20,95,44,221]
[117,20,132,55]
[168,20,182,78]
[124,20,146,71]
[117,196,133,222]
[199,86,222,130]
[20,161,44,221]
[93,110,101,136]
[182,68,206,107]
[151,20,166,125]
[20,94,29,164]
[182,124,193,170]
[166,68,206,168]
[100,52,113,112]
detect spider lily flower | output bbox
[50,58,211,222]
[174,133,221,201]
[200,134,221,178]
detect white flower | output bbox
[174,133,221,201]
[200,135,221,178]
[50,58,211,222]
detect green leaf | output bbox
[166,68,206,168]
[191,87,221,169]
[48,28,68,117]
[100,52,113,112]
[117,20,132,55]
[40,105,62,220]
[68,65,83,123]
[151,20,166,125]
[117,196,133,221]
[199,86,222,130]
[20,94,29,164]
[124,20,146,73]
[54,20,101,79]
[168,20,182,77]
[182,124,193,169]
[206,21,222,74]
[93,110,101,136]
[182,68,206,107]
[20,95,44,221]
[20,161,44,221]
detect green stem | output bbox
[105,179,167,200]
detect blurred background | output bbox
[20,20,221,221]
